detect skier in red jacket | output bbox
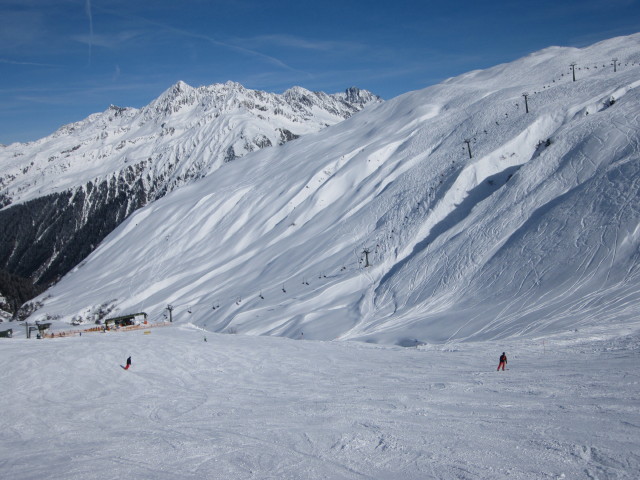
[497,352,507,371]
[124,356,132,370]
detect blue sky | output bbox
[1,0,639,144]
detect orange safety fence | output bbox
[44,322,172,338]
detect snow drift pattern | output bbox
[25,34,640,345]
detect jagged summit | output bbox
[341,86,380,105]
[174,79,191,90]
[159,80,192,98]
[283,85,383,115]
[22,33,640,344]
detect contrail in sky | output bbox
[0,59,59,67]
[85,0,94,65]
[94,5,299,73]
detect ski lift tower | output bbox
[362,248,372,268]
[464,139,473,159]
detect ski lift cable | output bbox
[146,58,635,320]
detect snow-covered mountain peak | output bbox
[283,85,312,98]
[341,86,380,106]
[147,80,199,117]
[158,79,193,99]
[221,79,244,90]
[174,79,191,91]
[282,85,383,115]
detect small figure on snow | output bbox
[497,352,507,371]
[124,356,132,370]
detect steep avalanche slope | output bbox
[24,34,640,344]
[0,82,380,313]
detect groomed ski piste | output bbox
[1,323,639,479]
[2,33,640,478]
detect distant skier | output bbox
[497,352,507,371]
[124,356,132,370]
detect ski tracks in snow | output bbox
[1,325,640,479]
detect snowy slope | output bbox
[1,324,639,479]
[0,82,380,309]
[22,33,640,345]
